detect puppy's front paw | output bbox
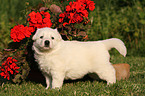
[45,86,49,89]
[52,85,62,89]
[52,75,64,89]
[52,87,61,90]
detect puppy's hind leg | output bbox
[94,64,116,85]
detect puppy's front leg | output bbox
[43,73,52,89]
[51,72,65,89]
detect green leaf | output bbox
[140,20,145,24]
[139,12,145,19]
[12,74,21,83]
[124,27,130,32]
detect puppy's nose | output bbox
[44,40,50,47]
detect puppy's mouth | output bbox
[39,46,51,52]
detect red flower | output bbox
[40,11,51,18]
[0,57,20,80]
[63,22,69,26]
[27,11,52,29]
[59,0,95,26]
[10,25,35,42]
[59,13,66,18]
[59,18,64,23]
[66,5,71,11]
[76,0,95,11]
[0,71,10,80]
[86,1,95,11]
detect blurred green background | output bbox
[0,0,145,56]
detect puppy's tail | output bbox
[101,38,127,57]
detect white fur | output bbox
[32,27,127,89]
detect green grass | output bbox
[0,56,145,96]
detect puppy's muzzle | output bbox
[44,40,50,47]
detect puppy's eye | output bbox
[51,37,54,40]
[40,36,43,39]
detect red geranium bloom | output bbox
[59,0,95,26]
[86,1,95,11]
[59,1,87,26]
[76,0,95,11]
[0,71,10,80]
[63,22,69,27]
[27,11,52,29]
[10,25,35,42]
[0,57,20,80]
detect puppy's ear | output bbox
[32,32,37,41]
[54,28,62,41]
[32,28,40,40]
[54,28,58,32]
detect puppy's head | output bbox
[32,27,62,52]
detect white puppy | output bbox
[32,27,127,89]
